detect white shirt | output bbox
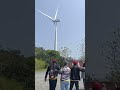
[81,67,85,78]
[60,66,71,81]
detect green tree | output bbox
[35,47,64,68]
[35,47,46,59]
[0,48,34,89]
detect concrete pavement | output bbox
[35,71,84,90]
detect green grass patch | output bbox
[0,76,24,90]
[35,68,47,72]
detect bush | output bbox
[0,76,23,90]
[0,49,35,90]
[35,59,47,70]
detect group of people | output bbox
[44,59,85,90]
[44,59,120,90]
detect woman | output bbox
[60,61,71,90]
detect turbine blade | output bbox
[54,0,62,19]
[36,8,53,20]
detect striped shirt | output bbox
[60,66,71,81]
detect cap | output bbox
[73,60,78,65]
[52,59,57,63]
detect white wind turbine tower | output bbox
[36,0,61,51]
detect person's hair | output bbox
[64,61,68,66]
[83,63,85,67]
[51,59,57,63]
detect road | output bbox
[35,71,84,90]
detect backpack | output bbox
[49,64,59,79]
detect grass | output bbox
[35,68,47,72]
[0,76,24,90]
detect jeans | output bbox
[49,79,57,90]
[70,81,79,90]
[61,80,70,90]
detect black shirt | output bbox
[70,65,82,80]
[45,63,60,79]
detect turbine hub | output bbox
[53,19,61,22]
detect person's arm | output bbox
[55,64,60,73]
[44,66,50,81]
[59,67,63,74]
[57,65,60,71]
[78,66,85,72]
[69,68,71,76]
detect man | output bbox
[70,60,85,90]
[60,61,71,90]
[44,59,60,90]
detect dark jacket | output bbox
[45,63,60,79]
[70,65,82,80]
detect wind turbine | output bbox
[36,0,61,51]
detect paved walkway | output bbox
[35,71,84,90]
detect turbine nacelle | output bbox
[53,19,61,22]
[36,0,62,51]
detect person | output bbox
[44,59,60,90]
[81,62,85,87]
[70,60,85,90]
[60,61,71,90]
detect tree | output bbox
[0,48,35,89]
[35,47,64,67]
[35,47,46,59]
[59,47,71,58]
[102,26,120,85]
[79,38,85,61]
